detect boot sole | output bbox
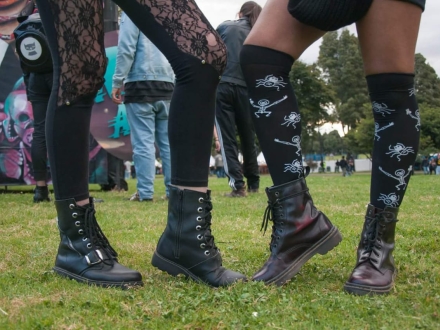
[262,226,342,286]
[152,251,222,286]
[53,267,144,289]
[343,272,396,296]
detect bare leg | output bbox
[356,0,422,74]
[244,0,325,59]
[240,0,342,285]
[345,0,423,295]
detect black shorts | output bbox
[400,0,425,11]
[288,0,425,31]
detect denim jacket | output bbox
[112,12,174,89]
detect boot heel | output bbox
[152,251,187,277]
[317,227,342,255]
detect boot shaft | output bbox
[357,204,398,272]
[55,198,117,260]
[161,186,220,264]
[263,178,334,254]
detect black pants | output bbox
[27,72,53,182]
[36,0,225,201]
[215,83,260,190]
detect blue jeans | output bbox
[125,100,171,200]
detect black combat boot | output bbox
[344,204,398,295]
[254,177,342,285]
[152,186,246,287]
[53,198,143,288]
[34,186,50,203]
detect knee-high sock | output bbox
[368,73,420,209]
[241,45,303,185]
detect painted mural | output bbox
[0,2,131,186]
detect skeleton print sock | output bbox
[368,73,420,209]
[240,45,303,185]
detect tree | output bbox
[289,61,335,155]
[415,54,440,107]
[322,130,346,155]
[318,30,369,132]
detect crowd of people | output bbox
[14,0,427,296]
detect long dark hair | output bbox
[239,1,262,28]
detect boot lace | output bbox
[261,199,284,251]
[198,196,217,255]
[83,206,118,260]
[360,212,396,265]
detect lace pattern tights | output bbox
[43,0,226,106]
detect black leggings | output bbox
[35,0,225,200]
[27,72,53,182]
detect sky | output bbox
[196,0,440,76]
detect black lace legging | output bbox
[35,0,226,201]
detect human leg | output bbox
[28,72,52,202]
[345,0,423,295]
[235,85,260,192]
[109,0,245,286]
[154,100,171,198]
[215,83,247,195]
[36,0,142,287]
[125,102,156,200]
[240,0,341,285]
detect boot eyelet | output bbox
[198,197,204,203]
[82,237,88,241]
[197,207,203,213]
[87,243,92,249]
[196,216,202,222]
[204,251,210,256]
[75,221,81,227]
[275,192,280,197]
[277,236,280,240]
[197,234,203,240]
[200,243,206,249]
[72,212,78,219]
[78,229,84,234]
[69,204,75,209]
[280,222,284,226]
[273,244,278,248]
[280,229,284,233]
[196,225,202,231]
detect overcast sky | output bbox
[197,0,440,75]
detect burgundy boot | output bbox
[344,204,398,295]
[254,178,342,285]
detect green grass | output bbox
[0,172,439,329]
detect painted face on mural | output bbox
[0,0,33,40]
[2,89,34,146]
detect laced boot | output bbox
[53,198,143,288]
[344,204,398,295]
[152,186,246,287]
[254,177,342,285]
[34,186,50,203]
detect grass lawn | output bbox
[0,172,439,329]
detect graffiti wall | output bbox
[0,2,132,186]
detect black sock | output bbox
[368,73,420,209]
[241,45,303,186]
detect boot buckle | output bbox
[85,249,104,265]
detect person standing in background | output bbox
[112,12,173,202]
[215,1,262,198]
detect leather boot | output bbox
[253,178,342,285]
[152,186,246,287]
[224,187,247,197]
[344,204,398,295]
[53,198,143,288]
[34,186,50,203]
